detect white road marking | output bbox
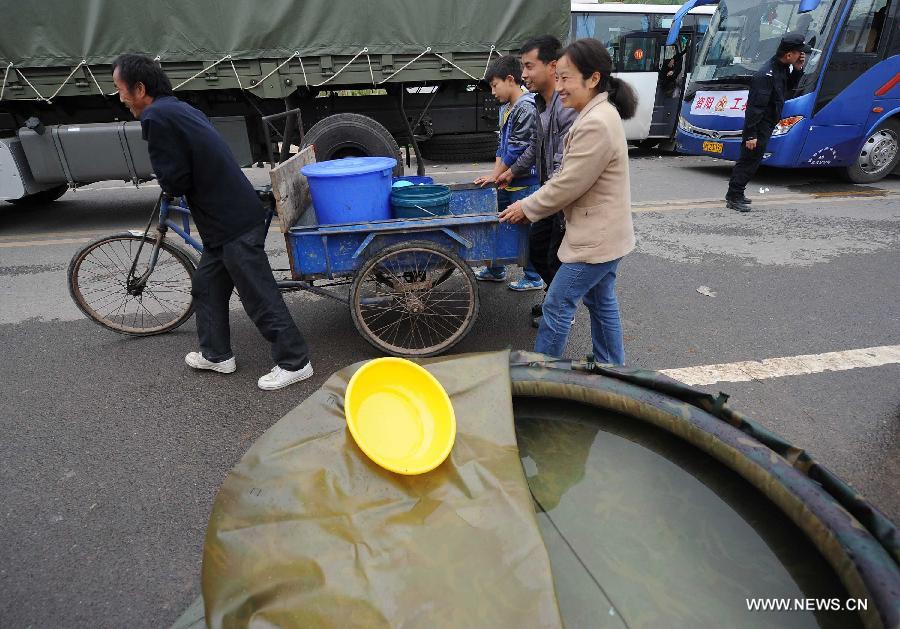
[660,345,900,385]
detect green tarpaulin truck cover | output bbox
[0,0,570,67]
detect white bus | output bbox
[570,3,716,146]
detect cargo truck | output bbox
[0,0,569,204]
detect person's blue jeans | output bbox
[534,258,625,364]
[485,185,541,282]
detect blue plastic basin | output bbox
[392,175,434,186]
[301,157,397,225]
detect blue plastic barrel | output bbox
[391,184,452,219]
[301,157,397,225]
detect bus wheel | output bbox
[842,119,900,184]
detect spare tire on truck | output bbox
[419,132,498,162]
[301,113,403,177]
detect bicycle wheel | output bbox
[68,232,198,336]
[349,240,479,357]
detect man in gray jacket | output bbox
[496,35,577,326]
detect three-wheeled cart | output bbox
[67,156,528,358]
[277,182,527,356]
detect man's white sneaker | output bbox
[257,363,314,391]
[184,352,236,374]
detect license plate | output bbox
[702,141,724,154]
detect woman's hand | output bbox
[474,175,495,187]
[498,200,531,224]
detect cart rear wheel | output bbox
[350,241,479,357]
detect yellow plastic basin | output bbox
[344,357,456,475]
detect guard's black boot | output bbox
[725,192,751,213]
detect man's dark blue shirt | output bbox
[140,96,264,247]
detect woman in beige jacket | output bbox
[500,38,636,364]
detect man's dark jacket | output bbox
[511,91,577,184]
[141,96,265,247]
[742,57,803,142]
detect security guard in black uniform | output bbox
[726,32,811,212]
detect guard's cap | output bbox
[779,32,813,54]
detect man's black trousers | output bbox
[192,222,310,370]
[728,133,771,196]
[529,214,564,287]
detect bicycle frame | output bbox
[126,195,201,294]
[160,196,204,252]
[127,193,276,294]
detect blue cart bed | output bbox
[285,185,528,280]
[280,184,529,357]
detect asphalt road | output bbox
[1,153,898,628]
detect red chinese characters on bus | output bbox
[692,93,748,114]
[730,97,747,111]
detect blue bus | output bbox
[670,0,900,182]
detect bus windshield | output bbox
[692,0,842,82]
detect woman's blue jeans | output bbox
[534,258,625,364]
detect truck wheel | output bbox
[842,119,900,184]
[419,133,498,163]
[7,184,68,205]
[302,113,403,177]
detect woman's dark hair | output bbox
[485,55,524,85]
[559,38,637,120]
[519,35,563,64]
[112,53,173,98]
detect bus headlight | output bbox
[772,116,804,136]
[678,115,695,133]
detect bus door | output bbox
[652,33,695,140]
[620,33,660,140]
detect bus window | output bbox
[836,0,889,53]
[572,12,652,66]
[654,15,676,30]
[622,36,659,72]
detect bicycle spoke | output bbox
[80,255,124,280]
[133,296,166,327]
[141,288,190,313]
[410,313,447,345]
[418,308,460,336]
